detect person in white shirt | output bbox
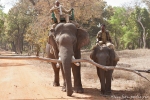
[50,1,72,23]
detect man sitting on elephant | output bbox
[96,24,119,61]
[50,1,72,23]
[96,24,112,47]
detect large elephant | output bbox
[90,45,118,95]
[46,23,89,96]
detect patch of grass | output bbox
[134,79,150,98]
[81,62,98,82]
[113,70,134,80]
[117,49,150,58]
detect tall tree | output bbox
[0,5,7,49]
[25,0,107,51]
[6,0,33,53]
[107,7,129,49]
[131,7,150,48]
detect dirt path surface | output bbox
[0,59,99,100]
[0,51,103,100]
[0,50,150,100]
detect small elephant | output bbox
[46,23,89,96]
[90,45,118,95]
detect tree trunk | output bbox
[143,34,146,49]
[137,17,147,49]
[11,42,16,52]
[114,30,119,49]
[36,45,40,56]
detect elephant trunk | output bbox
[61,54,73,96]
[58,34,76,96]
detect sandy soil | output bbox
[0,51,102,100]
[0,49,150,100]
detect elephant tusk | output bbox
[72,56,80,66]
[56,57,61,68]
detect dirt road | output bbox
[0,57,102,99]
[0,50,150,100]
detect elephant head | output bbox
[90,45,117,95]
[90,45,116,66]
[48,23,89,96]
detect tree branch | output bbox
[29,0,35,5]
[136,70,150,73]
[137,16,145,33]
[0,55,150,82]
[74,59,150,82]
[137,16,147,48]
[146,32,149,37]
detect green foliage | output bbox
[107,7,129,49]
[1,0,150,52]
[4,0,34,53]
[0,8,7,49]
[107,6,150,49]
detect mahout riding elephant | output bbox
[46,23,89,96]
[90,45,118,95]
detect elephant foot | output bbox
[61,86,66,92]
[105,91,112,95]
[73,87,84,93]
[100,90,111,96]
[100,93,111,97]
[53,82,60,86]
[62,86,73,96]
[67,90,73,96]
[100,90,105,95]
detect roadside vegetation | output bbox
[0,0,150,54]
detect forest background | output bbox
[0,0,150,55]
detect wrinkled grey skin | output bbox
[46,23,89,96]
[90,45,118,95]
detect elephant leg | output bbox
[51,62,60,86]
[72,49,83,93]
[99,69,106,94]
[46,44,60,86]
[96,67,100,79]
[105,70,113,95]
[97,67,101,92]
[60,63,66,92]
[72,63,84,93]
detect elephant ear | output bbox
[109,49,116,66]
[48,25,57,47]
[76,28,90,49]
[90,45,99,62]
[47,35,59,58]
[49,28,56,37]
